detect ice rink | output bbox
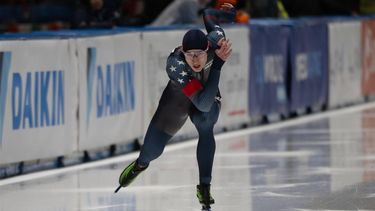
[1,103,375,211]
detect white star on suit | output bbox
[169,65,177,72]
[177,60,185,65]
[179,71,188,76]
[177,78,184,84]
[216,30,224,36]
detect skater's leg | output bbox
[196,126,216,184]
[116,123,172,190]
[195,128,216,206]
[137,123,172,166]
[190,101,220,207]
[190,101,220,185]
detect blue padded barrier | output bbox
[289,19,329,112]
[248,20,291,117]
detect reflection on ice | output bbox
[1,106,375,210]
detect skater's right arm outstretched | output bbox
[203,3,236,50]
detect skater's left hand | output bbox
[220,3,235,12]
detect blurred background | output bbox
[0,0,373,33]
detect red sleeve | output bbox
[182,78,203,97]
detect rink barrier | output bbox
[328,20,363,108]
[248,21,290,119]
[75,32,144,151]
[212,26,252,130]
[289,19,329,113]
[362,19,375,98]
[0,39,78,165]
[1,17,375,178]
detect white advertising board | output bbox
[328,21,362,108]
[217,26,251,129]
[76,33,143,150]
[0,39,78,164]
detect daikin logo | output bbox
[0,52,11,146]
[86,48,136,128]
[11,70,65,130]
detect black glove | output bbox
[207,27,225,50]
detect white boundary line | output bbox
[1,101,375,187]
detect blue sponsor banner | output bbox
[289,20,329,111]
[249,22,290,117]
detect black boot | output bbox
[196,184,215,208]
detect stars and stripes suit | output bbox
[137,8,235,185]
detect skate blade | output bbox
[114,185,122,193]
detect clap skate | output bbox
[196,184,215,211]
[114,160,148,193]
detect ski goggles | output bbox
[183,49,208,59]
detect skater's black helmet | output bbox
[182,29,208,52]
